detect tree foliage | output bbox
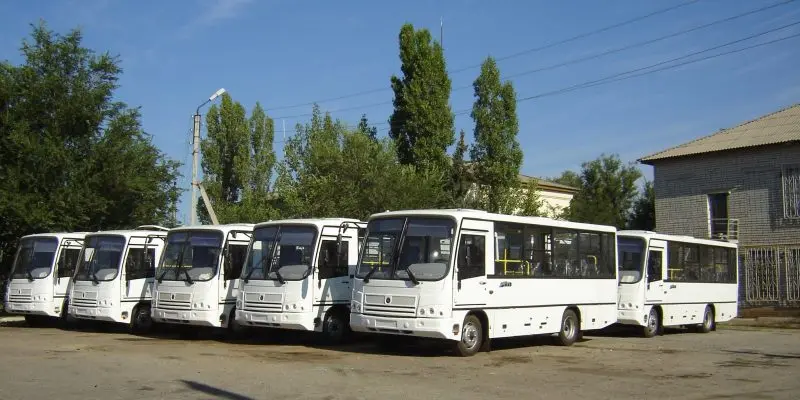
[389,23,454,173]
[275,106,449,220]
[200,95,278,223]
[563,154,642,228]
[469,57,522,213]
[0,22,181,278]
[628,180,655,230]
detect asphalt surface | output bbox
[0,319,798,400]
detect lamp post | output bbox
[191,88,226,226]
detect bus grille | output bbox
[243,292,283,313]
[156,292,192,310]
[8,288,32,303]
[72,291,98,307]
[363,294,417,317]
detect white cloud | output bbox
[179,0,254,38]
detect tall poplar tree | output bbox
[469,57,523,213]
[388,23,454,173]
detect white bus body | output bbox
[151,224,253,330]
[349,209,619,356]
[236,218,365,343]
[617,230,739,337]
[4,232,86,324]
[69,226,169,331]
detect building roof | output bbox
[639,103,800,164]
[462,161,579,194]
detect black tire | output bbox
[226,308,248,339]
[557,309,580,346]
[321,310,349,345]
[453,314,483,357]
[60,298,77,330]
[699,305,715,333]
[643,307,660,338]
[130,304,153,334]
[24,314,43,327]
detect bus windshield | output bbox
[75,236,126,282]
[157,231,223,282]
[618,237,646,283]
[10,237,59,280]
[242,225,316,282]
[356,217,454,282]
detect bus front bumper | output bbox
[349,313,454,340]
[236,309,316,331]
[152,307,224,328]
[617,309,646,326]
[69,306,117,322]
[5,301,59,317]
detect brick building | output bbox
[639,103,800,306]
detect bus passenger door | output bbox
[453,226,490,308]
[644,249,665,305]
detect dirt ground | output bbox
[0,321,798,400]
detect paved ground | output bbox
[0,320,798,400]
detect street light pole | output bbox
[190,88,226,226]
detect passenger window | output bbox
[57,248,81,278]
[647,251,663,282]
[458,235,485,280]
[126,248,156,280]
[224,244,248,280]
[318,240,348,279]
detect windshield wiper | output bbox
[272,267,285,284]
[180,267,194,284]
[25,270,34,281]
[89,271,99,284]
[405,268,419,285]
[157,268,169,283]
[362,265,377,283]
[243,254,271,284]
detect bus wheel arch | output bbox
[130,302,153,334]
[644,305,662,338]
[557,307,581,346]
[454,310,489,357]
[699,304,716,333]
[322,305,350,345]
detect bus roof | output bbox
[19,232,89,241]
[253,218,363,230]
[167,223,255,235]
[367,209,617,233]
[617,230,738,248]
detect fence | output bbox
[741,245,800,306]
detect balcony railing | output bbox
[710,218,739,242]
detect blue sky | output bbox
[2,0,799,223]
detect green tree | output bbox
[469,56,523,213]
[389,23,454,172]
[0,22,181,280]
[357,113,378,141]
[275,105,448,220]
[567,154,642,228]
[628,180,655,230]
[200,95,278,223]
[448,130,470,207]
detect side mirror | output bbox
[336,233,343,254]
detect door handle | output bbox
[478,281,486,285]
[669,284,677,289]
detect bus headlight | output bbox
[351,301,362,313]
[417,305,447,318]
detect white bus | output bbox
[69,226,169,332]
[617,230,738,337]
[151,224,253,333]
[4,232,86,325]
[236,218,365,344]
[349,209,619,356]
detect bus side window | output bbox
[318,240,348,279]
[57,248,81,278]
[458,235,485,280]
[647,250,662,282]
[225,244,248,280]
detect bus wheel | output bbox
[699,306,715,333]
[227,308,247,339]
[60,298,77,330]
[24,315,43,327]
[130,304,152,334]
[643,307,660,338]
[557,309,580,346]
[454,314,482,357]
[322,310,349,345]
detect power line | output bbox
[272,22,800,139]
[263,0,702,112]
[272,1,795,121]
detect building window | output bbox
[783,164,800,219]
